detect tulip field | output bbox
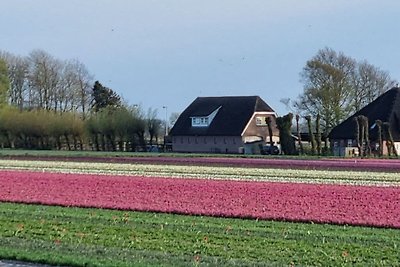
[0,154,399,266]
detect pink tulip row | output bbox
[1,170,399,228]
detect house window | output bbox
[223,138,227,144]
[191,117,209,127]
[200,117,208,124]
[347,139,353,147]
[256,116,267,126]
[333,141,338,148]
[395,143,400,152]
[233,138,236,144]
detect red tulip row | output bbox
[1,170,399,228]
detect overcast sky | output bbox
[2,0,400,119]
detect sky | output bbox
[2,0,400,121]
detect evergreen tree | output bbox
[91,81,121,112]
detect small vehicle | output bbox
[262,145,280,155]
[146,145,159,152]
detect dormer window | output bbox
[192,117,209,127]
[191,106,221,127]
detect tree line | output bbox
[0,50,164,151]
[0,50,93,114]
[0,48,397,154]
[284,47,396,138]
[277,47,397,156]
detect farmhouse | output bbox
[329,87,400,156]
[169,96,279,154]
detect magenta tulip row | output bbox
[1,170,399,228]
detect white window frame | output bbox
[191,116,208,127]
[347,139,353,147]
[191,106,221,127]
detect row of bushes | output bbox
[0,107,153,151]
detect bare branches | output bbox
[294,47,396,132]
[1,49,94,114]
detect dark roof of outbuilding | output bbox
[169,96,275,136]
[328,87,400,141]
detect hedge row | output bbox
[0,107,149,151]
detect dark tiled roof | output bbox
[169,96,274,136]
[329,87,400,141]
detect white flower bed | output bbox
[0,159,398,187]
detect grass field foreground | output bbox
[0,202,399,267]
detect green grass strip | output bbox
[0,202,399,266]
[0,148,323,160]
[0,149,252,159]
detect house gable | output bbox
[329,87,400,142]
[241,111,277,137]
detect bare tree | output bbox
[266,117,274,146]
[28,50,62,110]
[55,59,93,115]
[0,58,9,106]
[146,108,162,146]
[375,120,383,157]
[57,60,77,112]
[363,116,371,156]
[295,114,304,154]
[276,113,296,155]
[351,61,396,112]
[354,116,361,156]
[169,112,180,129]
[305,115,317,155]
[315,113,322,155]
[383,122,398,157]
[0,51,29,110]
[1,50,93,114]
[358,116,365,157]
[293,47,396,133]
[73,60,93,119]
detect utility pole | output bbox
[162,106,168,136]
[162,106,168,152]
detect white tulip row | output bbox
[0,159,398,187]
